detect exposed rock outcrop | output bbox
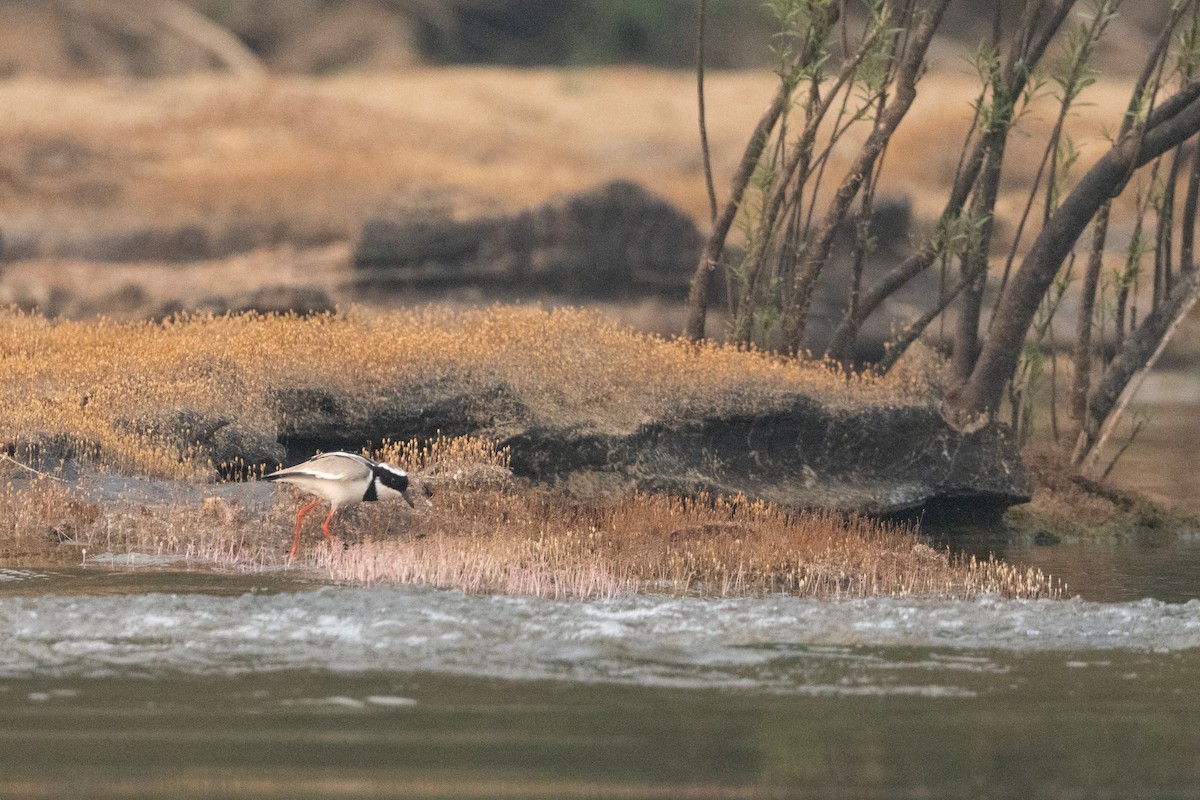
[353,180,703,300]
[267,384,1029,517]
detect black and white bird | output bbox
[264,452,415,559]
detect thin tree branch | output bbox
[147,0,264,77]
[683,81,793,341]
[732,19,884,343]
[824,0,1077,362]
[697,0,717,225]
[779,0,952,354]
[877,258,989,374]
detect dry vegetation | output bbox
[1004,445,1191,539]
[318,487,1061,600]
[0,68,1132,260]
[0,305,911,480]
[0,306,1060,599]
[0,435,1061,600]
[0,61,1176,268]
[0,62,1157,595]
[0,70,770,247]
[0,67,1190,504]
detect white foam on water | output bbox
[366,695,418,707]
[1,586,1198,694]
[0,569,49,582]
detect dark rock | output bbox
[115,409,286,477]
[2,434,88,475]
[28,368,1029,514]
[504,402,1029,515]
[1033,531,1062,546]
[353,180,703,300]
[48,220,342,264]
[0,229,39,261]
[277,386,1029,516]
[273,382,529,464]
[210,423,287,476]
[88,225,213,262]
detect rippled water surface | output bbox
[1,564,1198,798]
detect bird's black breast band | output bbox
[363,476,378,502]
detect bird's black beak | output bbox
[401,488,415,508]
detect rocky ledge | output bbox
[266,386,1028,518]
[8,382,1027,518]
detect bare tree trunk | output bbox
[952,257,988,379]
[952,80,1200,418]
[956,0,1021,375]
[843,151,883,370]
[683,84,792,342]
[1066,7,1193,430]
[823,158,981,361]
[1182,142,1200,273]
[696,0,717,226]
[952,136,1007,381]
[1157,146,1183,302]
[731,20,883,345]
[1112,182,1155,354]
[1068,202,1110,426]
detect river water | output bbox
[1,556,1199,800]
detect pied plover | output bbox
[264,451,415,559]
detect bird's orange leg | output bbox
[290,500,323,560]
[321,507,337,543]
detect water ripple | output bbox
[1,586,1197,692]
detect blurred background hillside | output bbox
[0,0,1197,511]
[0,0,1170,76]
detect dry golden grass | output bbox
[318,487,1062,600]
[0,67,1136,254]
[0,434,1061,601]
[2,61,1114,597]
[0,69,772,244]
[0,305,913,480]
[0,478,284,571]
[0,307,1059,600]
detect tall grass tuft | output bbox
[0,433,1061,600]
[318,486,1062,600]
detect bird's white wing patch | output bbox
[281,469,343,481]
